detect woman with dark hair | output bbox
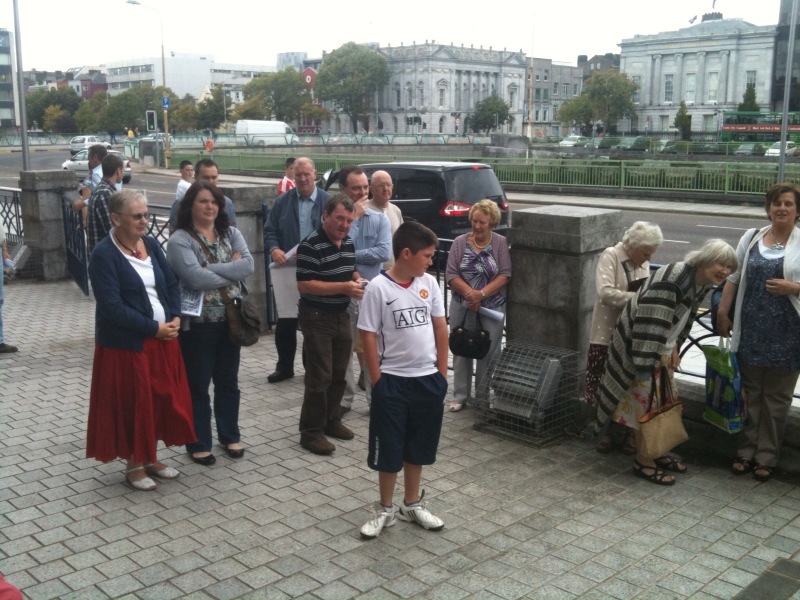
[87,189,195,491]
[717,183,800,482]
[167,181,254,465]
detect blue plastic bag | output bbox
[701,338,746,433]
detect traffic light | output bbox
[146,110,157,132]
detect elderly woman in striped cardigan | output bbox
[596,239,737,486]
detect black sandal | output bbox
[596,434,614,454]
[622,431,637,455]
[731,456,753,475]
[633,460,676,486]
[754,464,773,482]
[654,454,687,474]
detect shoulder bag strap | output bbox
[187,229,234,304]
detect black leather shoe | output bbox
[189,452,216,466]
[225,446,245,459]
[267,370,294,383]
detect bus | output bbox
[720,111,800,143]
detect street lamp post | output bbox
[126,0,171,168]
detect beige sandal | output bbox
[125,466,156,491]
[448,401,465,412]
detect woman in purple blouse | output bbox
[445,200,512,412]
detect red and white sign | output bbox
[303,67,317,92]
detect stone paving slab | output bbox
[2,279,800,599]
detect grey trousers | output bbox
[737,362,800,467]
[449,299,505,404]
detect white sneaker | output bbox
[360,504,397,539]
[398,490,444,531]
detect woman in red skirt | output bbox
[86,188,195,490]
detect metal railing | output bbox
[0,186,23,245]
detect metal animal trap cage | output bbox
[473,340,582,446]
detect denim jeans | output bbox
[179,321,242,453]
[298,302,351,439]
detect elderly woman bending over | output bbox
[587,221,663,454]
[597,239,737,485]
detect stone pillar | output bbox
[220,182,277,331]
[674,53,684,103]
[727,49,738,104]
[19,170,76,281]
[719,50,730,103]
[697,51,707,103]
[505,206,624,369]
[652,54,663,104]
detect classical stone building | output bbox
[314,42,527,136]
[619,12,776,135]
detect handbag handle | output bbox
[458,307,483,330]
[647,365,675,412]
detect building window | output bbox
[573,83,579,95]
[664,74,674,103]
[544,69,549,81]
[703,114,715,131]
[707,72,719,102]
[563,83,569,95]
[746,70,757,87]
[553,83,558,95]
[395,85,401,107]
[535,88,541,101]
[685,73,695,102]
[406,83,413,107]
[509,90,516,108]
[632,76,641,103]
[535,73,540,81]
[535,109,539,121]
[543,89,549,100]
[418,83,424,107]
[438,88,445,107]
[660,115,669,130]
[543,108,548,121]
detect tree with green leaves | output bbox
[196,85,226,130]
[315,42,389,133]
[556,95,594,135]
[242,68,308,123]
[74,91,110,133]
[43,105,76,133]
[583,70,638,134]
[673,101,692,140]
[170,101,199,132]
[469,95,510,133]
[25,87,83,130]
[738,83,759,112]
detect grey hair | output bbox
[684,238,738,271]
[622,221,663,249]
[108,188,147,215]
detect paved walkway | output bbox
[3,278,800,600]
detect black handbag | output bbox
[188,230,261,347]
[449,310,491,359]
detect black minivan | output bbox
[321,161,509,240]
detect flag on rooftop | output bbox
[712,0,717,8]
[689,15,698,24]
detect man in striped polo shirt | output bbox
[296,195,368,455]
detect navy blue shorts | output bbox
[367,372,448,473]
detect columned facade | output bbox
[620,13,776,134]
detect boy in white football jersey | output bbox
[357,221,449,539]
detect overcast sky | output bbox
[6,0,782,72]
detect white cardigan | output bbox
[729,224,800,351]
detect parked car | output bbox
[733,143,766,156]
[559,135,589,147]
[649,140,679,154]
[321,161,508,239]
[69,135,112,156]
[615,136,652,152]
[62,150,132,184]
[765,141,799,157]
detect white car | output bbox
[765,141,798,157]
[62,150,132,184]
[559,135,589,147]
[69,135,112,155]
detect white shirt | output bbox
[176,179,192,201]
[358,272,444,377]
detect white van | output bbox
[234,120,299,146]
